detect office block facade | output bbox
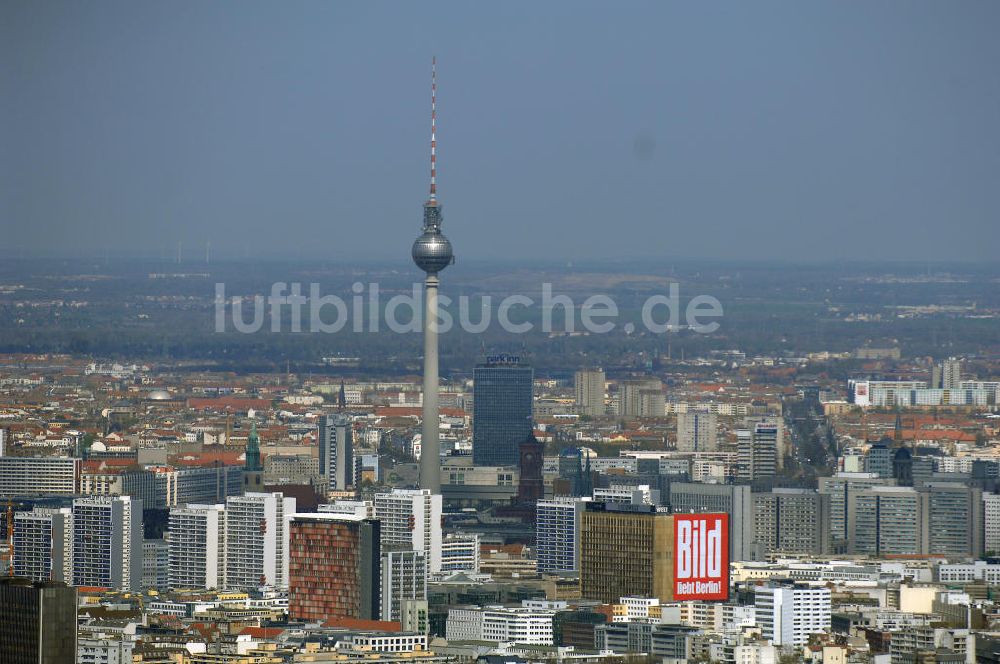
[984,492,1000,555]
[0,578,77,664]
[847,486,927,556]
[818,472,894,546]
[0,457,79,497]
[142,538,168,590]
[288,513,380,622]
[865,443,893,478]
[472,360,533,466]
[926,483,983,557]
[752,489,830,556]
[155,464,243,508]
[669,482,754,562]
[580,504,674,603]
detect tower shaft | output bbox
[420,274,441,493]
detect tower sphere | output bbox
[412,226,453,275]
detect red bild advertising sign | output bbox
[673,513,729,601]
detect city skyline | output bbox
[2,3,1000,660]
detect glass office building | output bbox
[472,358,533,466]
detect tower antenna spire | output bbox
[429,56,437,201]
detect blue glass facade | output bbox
[472,361,533,466]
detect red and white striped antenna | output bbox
[429,56,437,201]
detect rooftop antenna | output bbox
[429,55,437,201]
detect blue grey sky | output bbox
[2,1,998,262]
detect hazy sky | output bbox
[3,1,998,263]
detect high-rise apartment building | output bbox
[536,497,590,574]
[374,489,442,574]
[574,369,605,417]
[938,359,963,389]
[676,412,718,452]
[737,423,778,481]
[754,583,831,646]
[472,358,533,466]
[617,378,665,418]
[0,578,77,664]
[168,503,226,590]
[13,507,73,584]
[288,513,380,622]
[752,489,830,556]
[381,548,427,623]
[224,492,296,590]
[72,495,143,591]
[319,414,354,491]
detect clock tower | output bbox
[517,433,544,504]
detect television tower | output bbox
[412,57,454,493]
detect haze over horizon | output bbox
[3,1,999,263]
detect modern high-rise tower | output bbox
[574,369,605,417]
[472,358,534,466]
[676,412,718,452]
[412,57,454,494]
[72,495,143,592]
[318,414,354,491]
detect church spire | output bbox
[245,420,262,472]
